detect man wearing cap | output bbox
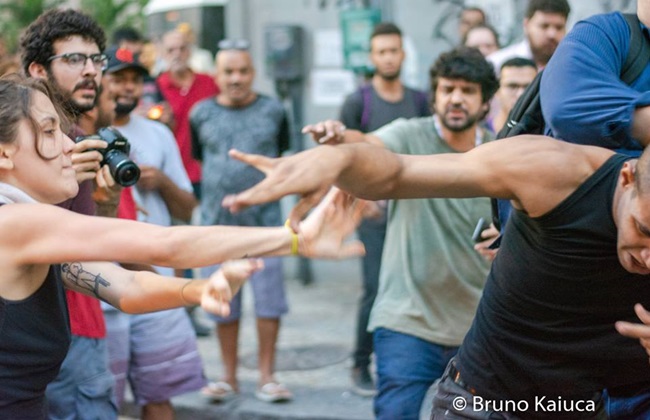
[102,46,202,419]
[190,41,292,403]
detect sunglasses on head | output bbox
[217,39,250,51]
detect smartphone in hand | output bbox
[472,218,491,243]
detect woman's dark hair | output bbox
[430,46,499,104]
[0,75,69,155]
[20,9,106,75]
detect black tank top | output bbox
[0,263,70,418]
[457,154,650,403]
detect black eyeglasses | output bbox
[217,39,250,51]
[47,53,109,71]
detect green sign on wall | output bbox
[340,8,382,74]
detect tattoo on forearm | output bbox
[61,262,111,300]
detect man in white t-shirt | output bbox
[101,46,201,420]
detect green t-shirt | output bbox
[368,116,492,346]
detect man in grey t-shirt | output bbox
[190,43,292,403]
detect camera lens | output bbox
[104,150,141,187]
[115,162,141,186]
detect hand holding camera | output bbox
[75,127,141,187]
[71,137,106,183]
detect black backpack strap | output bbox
[495,70,544,139]
[621,13,650,84]
[413,89,429,117]
[490,13,649,240]
[491,196,501,231]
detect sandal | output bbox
[255,382,293,403]
[201,381,237,402]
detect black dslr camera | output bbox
[76,127,140,187]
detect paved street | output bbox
[121,256,376,419]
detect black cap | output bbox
[104,46,149,76]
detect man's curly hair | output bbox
[20,9,106,76]
[429,46,499,104]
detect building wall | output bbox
[194,0,637,147]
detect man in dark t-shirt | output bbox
[220,135,650,419]
[338,22,430,398]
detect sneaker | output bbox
[351,366,377,397]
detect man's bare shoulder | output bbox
[481,136,616,216]
[489,135,615,168]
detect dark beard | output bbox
[46,69,97,117]
[530,43,556,67]
[377,69,401,81]
[95,107,114,130]
[115,101,138,117]
[440,111,481,133]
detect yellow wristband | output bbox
[284,219,299,256]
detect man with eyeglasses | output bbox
[488,57,537,133]
[189,40,292,403]
[20,8,119,419]
[97,45,203,420]
[47,52,108,74]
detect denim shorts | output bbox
[45,335,117,420]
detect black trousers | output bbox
[353,217,386,368]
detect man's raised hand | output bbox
[222,147,345,231]
[302,119,346,145]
